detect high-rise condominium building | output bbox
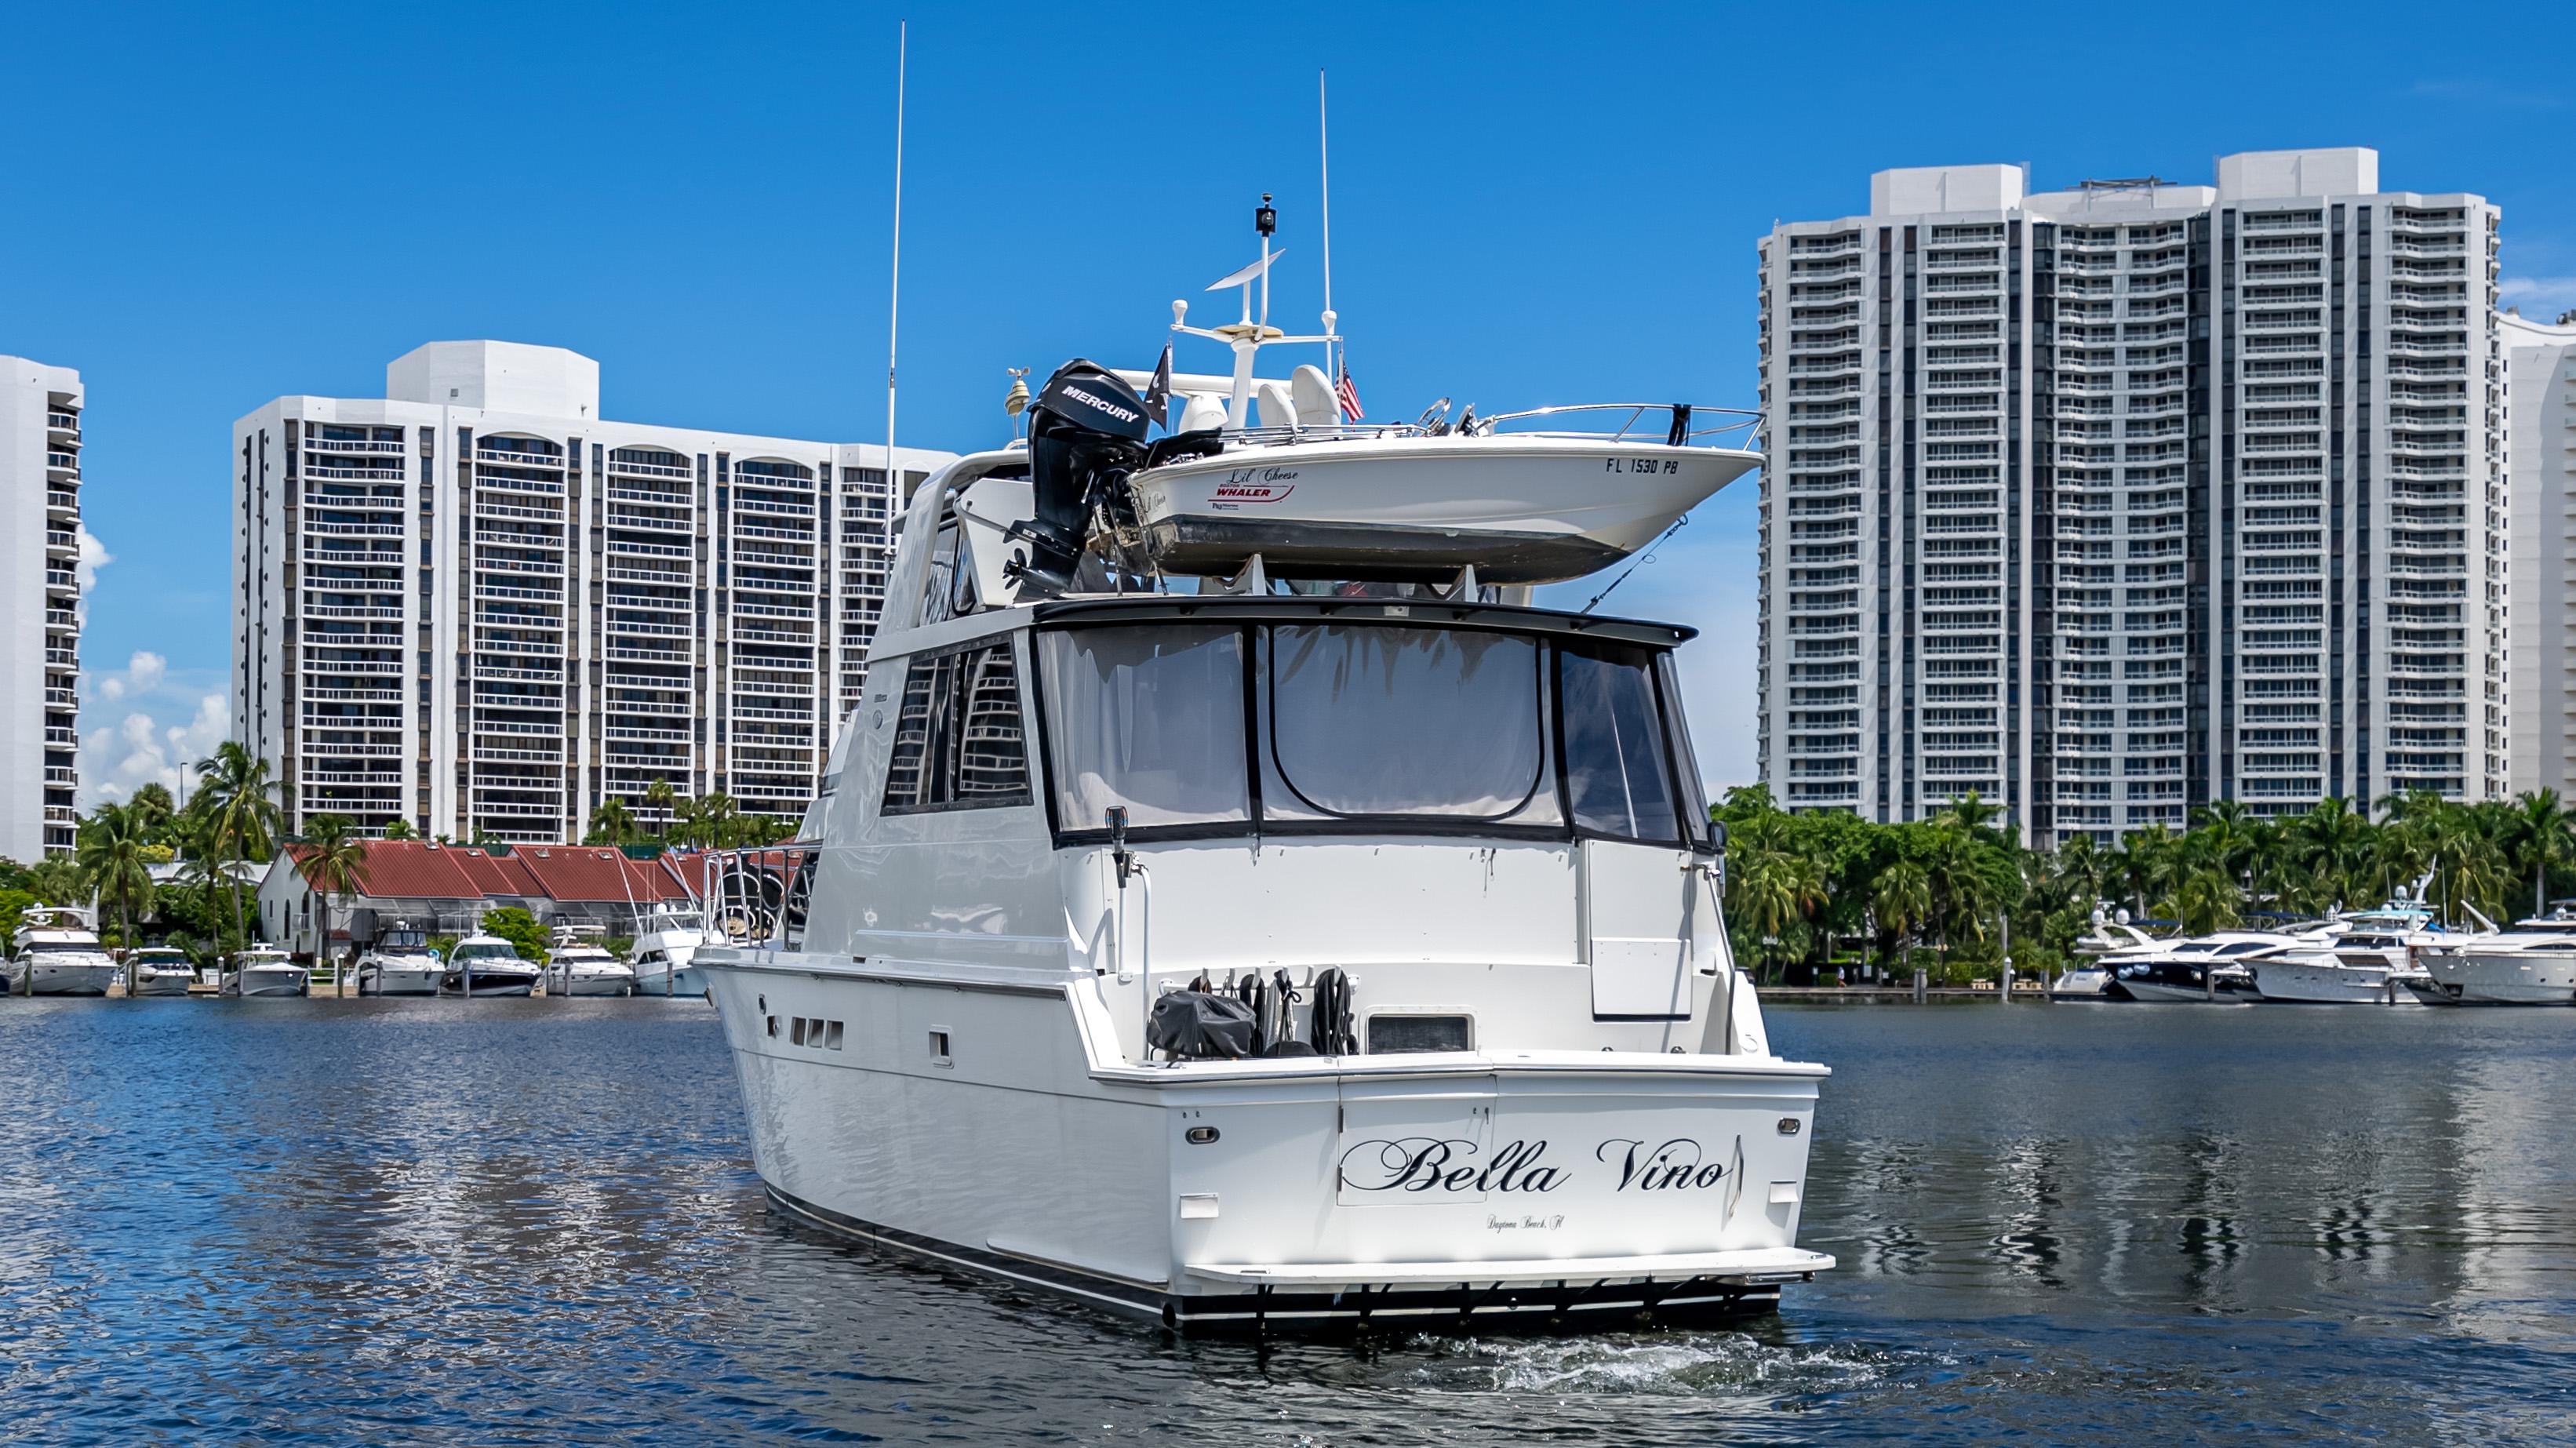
[234,342,955,842]
[1756,147,2505,846]
[0,356,85,859]
[2504,308,2576,797]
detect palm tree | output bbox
[1936,789,2001,839]
[293,815,370,996]
[644,778,678,841]
[195,740,281,953]
[77,802,156,991]
[2501,789,2576,918]
[587,798,638,847]
[1873,857,1932,984]
[2287,798,2374,914]
[381,817,419,841]
[128,783,177,843]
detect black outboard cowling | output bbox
[1008,359,1152,595]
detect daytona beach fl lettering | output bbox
[1336,1136,1741,1195]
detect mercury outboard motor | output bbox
[1006,359,1152,595]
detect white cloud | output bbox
[90,649,167,704]
[2501,276,2576,315]
[75,524,111,592]
[78,688,229,809]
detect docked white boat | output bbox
[2407,909,2576,1006]
[224,944,309,998]
[127,945,198,997]
[9,907,122,996]
[2053,916,2163,1000]
[438,933,540,997]
[544,930,637,997]
[2108,933,2287,1002]
[2246,898,2442,1004]
[696,201,1828,1333]
[357,939,442,996]
[629,903,711,997]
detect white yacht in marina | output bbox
[629,903,711,998]
[695,203,1830,1333]
[2406,908,2576,1006]
[2244,897,2443,1004]
[437,933,541,997]
[223,945,309,998]
[127,945,199,996]
[8,907,122,996]
[357,933,442,996]
[2106,933,2287,1002]
[544,929,638,997]
[2051,914,2163,1000]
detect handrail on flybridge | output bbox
[1203,403,1762,454]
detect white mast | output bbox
[1319,70,1337,381]
[885,20,906,493]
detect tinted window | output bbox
[1039,626,1249,829]
[1559,644,1679,842]
[882,640,1031,814]
[1264,625,1548,820]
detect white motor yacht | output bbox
[544,930,637,997]
[224,945,309,998]
[2246,898,2442,1004]
[695,202,1829,1334]
[2053,917,2163,1000]
[2407,908,2576,1006]
[357,938,442,996]
[437,934,540,997]
[127,945,198,997]
[9,907,122,996]
[2108,933,2288,1002]
[629,903,711,997]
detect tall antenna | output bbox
[885,20,906,495]
[1318,69,1335,377]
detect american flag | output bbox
[1334,362,1363,421]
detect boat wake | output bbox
[1397,1329,1934,1399]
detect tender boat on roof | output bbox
[224,944,309,998]
[694,200,1825,1333]
[127,945,198,997]
[9,907,122,996]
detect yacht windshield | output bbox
[1039,624,1249,829]
[1264,624,1548,821]
[451,941,522,964]
[1038,620,1699,842]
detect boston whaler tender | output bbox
[696,201,1829,1333]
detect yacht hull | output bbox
[227,967,309,998]
[360,966,441,996]
[1128,440,1760,586]
[438,973,537,998]
[2405,952,2576,1006]
[19,962,121,996]
[2112,979,2250,1003]
[706,959,1831,1333]
[2248,958,2418,1003]
[632,962,708,998]
[550,971,636,998]
[129,970,195,997]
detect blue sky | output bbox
[11,0,2573,803]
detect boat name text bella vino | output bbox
[1336,1136,1742,1195]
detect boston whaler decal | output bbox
[1337,1134,1746,1199]
[1209,465,1299,509]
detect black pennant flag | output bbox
[1142,341,1173,427]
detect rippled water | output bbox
[4,998,2573,1445]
